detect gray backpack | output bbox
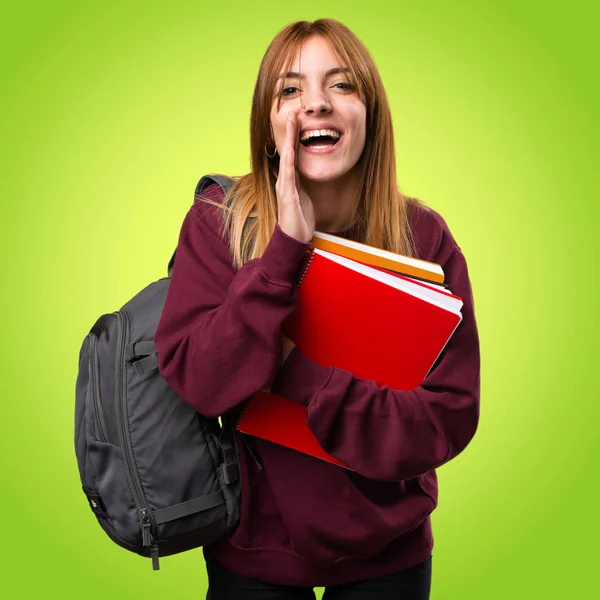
[74,175,240,570]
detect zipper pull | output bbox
[141,509,160,570]
[141,509,152,547]
[241,434,263,471]
[151,544,160,570]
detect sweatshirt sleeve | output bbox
[270,239,480,482]
[155,184,310,418]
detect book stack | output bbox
[236,231,463,469]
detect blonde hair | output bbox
[200,19,428,269]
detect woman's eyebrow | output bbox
[277,67,351,81]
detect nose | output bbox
[302,91,332,115]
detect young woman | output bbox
[155,18,480,600]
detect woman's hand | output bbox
[275,111,315,244]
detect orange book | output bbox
[311,231,445,284]
[236,249,462,468]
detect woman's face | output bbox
[270,35,367,184]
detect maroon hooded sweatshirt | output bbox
[154,182,480,587]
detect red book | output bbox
[236,249,463,468]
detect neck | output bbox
[300,169,360,233]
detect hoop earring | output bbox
[265,143,278,158]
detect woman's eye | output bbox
[282,86,300,96]
[334,82,355,91]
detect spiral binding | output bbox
[298,248,316,286]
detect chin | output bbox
[298,165,348,183]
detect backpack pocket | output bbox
[75,333,110,480]
[77,331,140,550]
[86,438,139,550]
[88,333,108,443]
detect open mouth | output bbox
[300,128,342,149]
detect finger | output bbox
[286,111,297,156]
[276,119,291,195]
[287,143,296,193]
[280,115,291,197]
[286,119,296,194]
[289,112,305,194]
[290,109,301,155]
[276,139,284,189]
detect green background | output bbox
[2,0,598,597]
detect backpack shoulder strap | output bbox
[194,174,236,202]
[167,174,236,277]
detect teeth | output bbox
[300,129,341,141]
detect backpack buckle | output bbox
[219,462,238,485]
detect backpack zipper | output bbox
[89,334,107,443]
[114,310,160,570]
